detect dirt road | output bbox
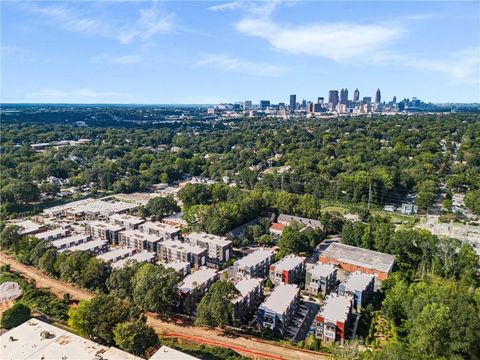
[0,253,329,360]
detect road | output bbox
[0,253,329,360]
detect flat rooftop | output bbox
[233,278,262,304]
[260,284,299,315]
[51,234,89,248]
[9,219,44,235]
[0,318,141,360]
[164,261,190,272]
[97,248,134,262]
[235,249,274,269]
[66,239,107,252]
[112,252,156,268]
[120,229,162,243]
[150,345,198,360]
[34,228,67,240]
[342,271,374,291]
[319,294,352,323]
[161,240,206,255]
[272,255,305,271]
[179,268,217,293]
[141,221,180,234]
[110,213,145,225]
[186,232,231,247]
[162,212,188,225]
[321,242,395,273]
[86,220,124,232]
[307,263,337,278]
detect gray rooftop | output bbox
[307,263,337,278]
[342,271,374,292]
[259,284,299,315]
[321,242,395,273]
[319,294,352,323]
[271,255,305,272]
[278,214,322,228]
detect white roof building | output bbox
[271,255,305,272]
[342,272,375,292]
[259,284,299,315]
[161,240,206,256]
[150,345,198,360]
[97,248,134,263]
[307,263,337,278]
[235,249,274,270]
[233,278,263,304]
[179,268,217,294]
[64,240,108,253]
[34,228,68,241]
[111,252,156,269]
[51,234,89,249]
[109,213,145,228]
[319,294,352,324]
[0,319,141,360]
[162,212,188,226]
[8,219,44,235]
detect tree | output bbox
[106,261,143,299]
[39,182,60,196]
[195,281,239,328]
[0,225,21,249]
[277,223,309,257]
[113,320,159,356]
[143,195,180,221]
[464,190,480,215]
[178,183,212,208]
[38,248,58,275]
[68,295,132,345]
[58,251,92,284]
[132,263,181,314]
[1,303,31,329]
[78,257,111,292]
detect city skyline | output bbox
[2,1,480,104]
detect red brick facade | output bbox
[319,255,389,280]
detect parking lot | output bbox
[284,300,319,342]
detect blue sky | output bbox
[2,1,479,104]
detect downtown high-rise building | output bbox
[353,88,360,102]
[260,100,270,110]
[244,100,252,110]
[340,88,348,105]
[289,94,296,111]
[328,90,339,107]
[375,88,381,104]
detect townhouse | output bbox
[139,221,181,241]
[85,221,124,245]
[257,284,300,337]
[109,213,144,230]
[269,255,306,286]
[51,234,90,251]
[65,240,108,254]
[338,271,375,311]
[233,249,275,279]
[111,251,156,269]
[118,229,163,254]
[232,278,263,322]
[96,248,135,264]
[315,294,353,343]
[305,263,337,297]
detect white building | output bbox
[51,234,90,251]
[184,232,232,262]
[64,240,108,254]
[179,267,218,296]
[140,221,181,240]
[109,213,145,230]
[97,248,135,263]
[111,252,156,269]
[233,249,275,279]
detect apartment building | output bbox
[96,248,135,263]
[85,221,124,245]
[305,263,337,297]
[269,255,306,286]
[232,278,263,321]
[159,240,207,269]
[257,284,300,337]
[109,213,144,230]
[111,251,156,269]
[164,261,191,277]
[319,242,395,280]
[233,249,275,279]
[277,214,322,229]
[162,212,188,227]
[34,228,69,242]
[51,234,90,251]
[179,268,218,311]
[184,232,232,262]
[119,229,163,253]
[338,271,375,311]
[139,221,180,240]
[315,294,353,343]
[65,240,108,255]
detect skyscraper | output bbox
[353,88,360,102]
[289,94,296,111]
[375,89,381,104]
[244,100,252,110]
[340,88,349,105]
[260,100,270,110]
[392,96,397,104]
[328,90,339,108]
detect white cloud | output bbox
[92,53,143,65]
[214,1,479,84]
[236,18,404,62]
[21,2,175,45]
[194,53,290,77]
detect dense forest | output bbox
[1,113,479,218]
